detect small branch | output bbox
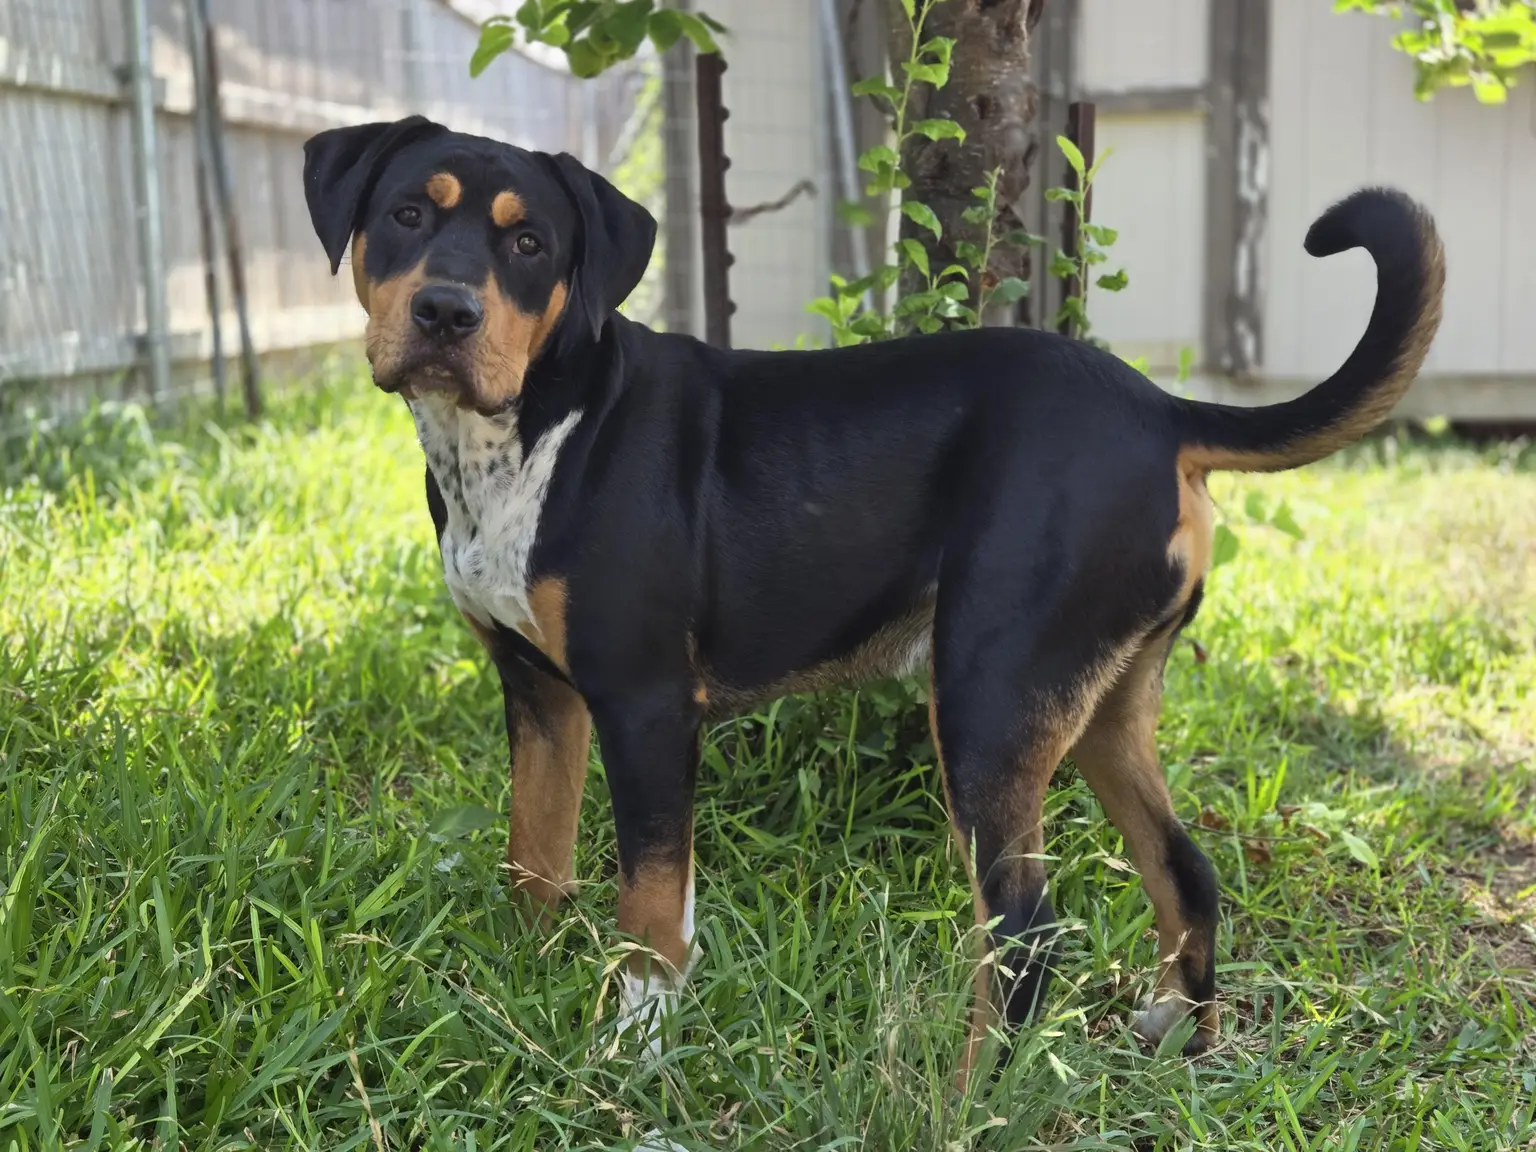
[729,179,817,225]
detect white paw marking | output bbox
[618,969,682,1058]
[1131,993,1191,1045]
[616,871,698,1059]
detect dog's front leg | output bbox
[591,685,702,1055]
[497,660,593,916]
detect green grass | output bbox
[2,370,1534,1151]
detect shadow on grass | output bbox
[4,398,1534,1147]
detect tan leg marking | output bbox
[618,855,695,976]
[507,678,591,913]
[527,576,570,674]
[931,671,1091,1090]
[1167,460,1214,603]
[1071,636,1220,1048]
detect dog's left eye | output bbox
[393,206,422,228]
[514,234,542,256]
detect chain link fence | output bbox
[0,0,649,427]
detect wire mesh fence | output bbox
[2,0,906,431]
[0,0,650,428]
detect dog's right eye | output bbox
[393,206,422,229]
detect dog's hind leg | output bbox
[930,584,1125,1087]
[1070,632,1220,1054]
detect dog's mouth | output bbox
[373,351,514,416]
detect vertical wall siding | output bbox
[0,0,634,399]
[1267,0,1536,380]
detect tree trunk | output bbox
[888,0,1044,326]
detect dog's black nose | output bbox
[410,284,483,342]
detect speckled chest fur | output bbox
[407,394,579,646]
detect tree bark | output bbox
[887,0,1044,326]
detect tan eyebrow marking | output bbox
[491,190,526,228]
[425,172,462,209]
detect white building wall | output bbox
[1267,0,1536,383]
[712,0,830,350]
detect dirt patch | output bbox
[1454,832,1536,975]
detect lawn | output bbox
[1,370,1533,1151]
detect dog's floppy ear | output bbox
[303,116,447,273]
[544,152,657,344]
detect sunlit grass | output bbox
[2,372,1533,1149]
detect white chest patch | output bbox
[407,394,581,643]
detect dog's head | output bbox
[303,117,656,414]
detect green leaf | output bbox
[1003,228,1048,248]
[1339,829,1379,870]
[566,37,606,77]
[851,77,902,104]
[955,241,985,266]
[838,200,875,227]
[1095,269,1128,292]
[1083,223,1119,246]
[1271,501,1306,540]
[514,1,543,30]
[470,23,516,77]
[564,2,605,34]
[1210,523,1240,569]
[535,19,571,46]
[960,205,992,225]
[429,804,500,839]
[1053,296,1090,335]
[1044,187,1077,203]
[647,8,684,51]
[695,12,728,33]
[894,289,941,317]
[1244,490,1268,523]
[919,37,956,67]
[899,238,931,279]
[1057,134,1086,177]
[806,297,846,324]
[902,62,949,87]
[915,315,944,334]
[1048,252,1078,280]
[1176,345,1195,384]
[938,264,970,282]
[1470,74,1509,103]
[899,0,916,19]
[990,277,1030,304]
[901,201,942,240]
[858,145,900,173]
[677,11,720,53]
[912,118,966,142]
[938,280,968,301]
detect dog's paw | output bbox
[1131,994,1215,1056]
[617,970,681,1060]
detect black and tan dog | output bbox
[303,115,1443,1071]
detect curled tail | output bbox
[1178,187,1445,473]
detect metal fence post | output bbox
[694,52,733,349]
[125,0,171,401]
